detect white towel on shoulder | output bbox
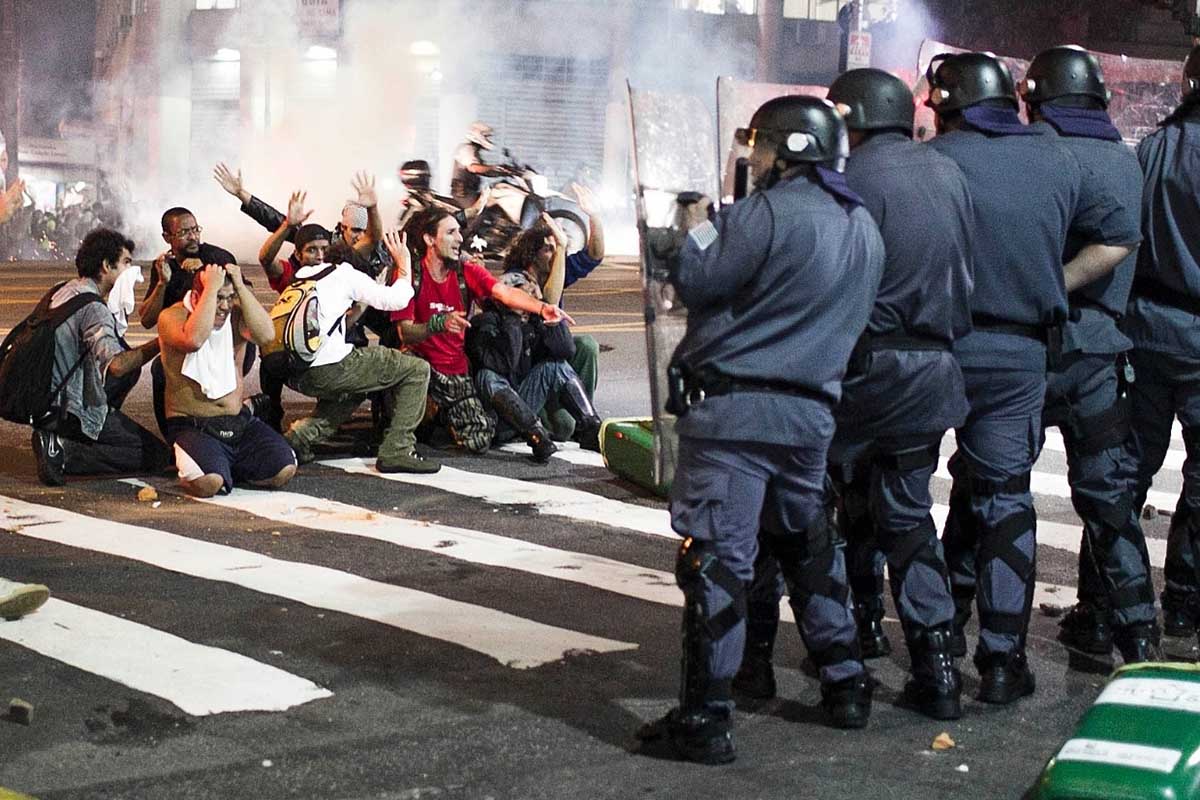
[180,292,238,400]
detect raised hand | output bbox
[154,250,173,284]
[223,261,244,288]
[199,263,225,292]
[351,171,377,209]
[286,190,313,226]
[571,182,599,216]
[213,162,244,197]
[382,229,411,283]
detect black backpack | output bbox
[0,283,104,425]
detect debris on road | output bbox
[932,732,956,751]
[137,486,158,503]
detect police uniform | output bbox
[639,98,884,763]
[925,53,1109,702]
[1124,77,1200,639]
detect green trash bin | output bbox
[1027,662,1200,800]
[600,417,671,498]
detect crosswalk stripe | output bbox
[498,441,607,468]
[1039,429,1186,471]
[319,458,673,538]
[934,457,1180,513]
[0,495,636,669]
[0,599,332,716]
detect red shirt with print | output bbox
[392,260,497,375]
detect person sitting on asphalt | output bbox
[157,262,296,497]
[31,228,169,486]
[391,207,572,454]
[284,218,439,475]
[466,270,604,462]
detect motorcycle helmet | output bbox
[827,68,915,134]
[399,159,432,191]
[925,52,1018,113]
[735,95,850,172]
[466,122,495,151]
[1021,46,1110,108]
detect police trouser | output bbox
[670,436,861,713]
[831,436,956,640]
[941,365,1044,659]
[1127,348,1200,605]
[1044,353,1155,628]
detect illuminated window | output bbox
[783,0,847,21]
[674,0,758,13]
[195,0,238,9]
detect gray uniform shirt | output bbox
[50,278,126,440]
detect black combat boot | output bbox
[904,626,962,720]
[854,595,892,659]
[820,672,873,729]
[488,387,557,463]
[1162,591,1200,638]
[636,706,735,765]
[976,649,1036,705]
[1057,601,1114,656]
[1114,622,1162,664]
[732,602,780,700]
[558,374,603,452]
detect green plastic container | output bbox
[1028,663,1200,800]
[600,417,671,498]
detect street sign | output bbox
[297,0,340,37]
[847,31,872,70]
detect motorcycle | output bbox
[462,149,590,263]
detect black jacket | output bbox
[465,304,575,384]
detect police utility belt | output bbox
[971,312,1068,370]
[849,331,951,373]
[666,365,824,417]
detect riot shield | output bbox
[715,77,827,201]
[626,82,719,490]
[915,39,1179,145]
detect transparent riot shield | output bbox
[915,39,1179,145]
[715,77,828,201]
[627,82,719,490]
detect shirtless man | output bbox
[157,262,296,497]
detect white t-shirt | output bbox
[294,262,414,368]
[107,264,144,338]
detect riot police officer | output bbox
[927,52,1122,704]
[734,69,974,720]
[1124,43,1200,645]
[636,96,884,764]
[1018,45,1159,663]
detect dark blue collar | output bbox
[961,106,1038,136]
[813,166,863,209]
[1039,105,1123,142]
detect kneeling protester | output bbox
[158,261,296,497]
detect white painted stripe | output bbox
[320,458,674,538]
[1040,429,1186,471]
[0,495,636,669]
[0,599,331,716]
[180,486,798,623]
[1057,738,1182,774]
[498,441,607,468]
[935,457,1180,513]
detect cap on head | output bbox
[1021,45,1110,108]
[295,223,332,252]
[926,52,1018,113]
[341,203,368,231]
[399,159,432,190]
[736,95,850,171]
[467,121,495,150]
[827,68,915,134]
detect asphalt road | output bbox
[0,258,1190,800]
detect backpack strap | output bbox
[41,289,107,410]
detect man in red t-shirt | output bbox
[392,208,571,453]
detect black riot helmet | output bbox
[1184,43,1200,97]
[734,95,850,173]
[925,52,1018,113]
[399,159,432,191]
[827,68,915,135]
[1021,46,1110,109]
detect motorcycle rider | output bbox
[451,122,513,209]
[636,95,883,764]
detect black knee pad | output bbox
[1066,398,1131,456]
[885,518,946,586]
[675,538,747,642]
[979,508,1036,583]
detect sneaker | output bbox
[0,580,50,621]
[636,707,735,765]
[1057,602,1114,656]
[377,451,441,474]
[31,429,65,486]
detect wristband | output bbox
[428,313,447,333]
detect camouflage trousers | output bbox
[429,368,494,454]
